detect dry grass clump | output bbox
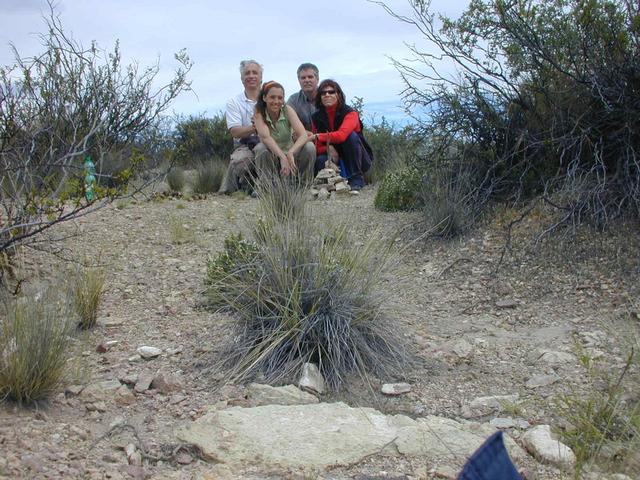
[166,166,186,193]
[205,174,407,390]
[71,266,105,330]
[0,289,74,404]
[193,159,226,194]
[558,339,640,477]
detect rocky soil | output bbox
[1,186,638,479]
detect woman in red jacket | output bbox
[310,79,373,191]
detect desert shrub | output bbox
[0,6,191,256]
[71,266,105,330]
[0,290,75,403]
[166,167,186,193]
[172,113,233,166]
[374,166,422,212]
[192,159,226,194]
[378,0,640,235]
[365,118,422,183]
[205,175,407,390]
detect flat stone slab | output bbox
[176,401,527,471]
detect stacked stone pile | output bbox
[310,166,357,199]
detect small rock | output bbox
[298,362,325,395]
[97,340,119,353]
[86,401,107,412]
[120,373,139,385]
[521,424,576,470]
[525,373,560,389]
[381,383,412,396]
[489,417,517,429]
[176,452,193,465]
[134,372,154,393]
[317,188,329,200]
[151,372,183,394]
[115,385,136,406]
[136,346,162,359]
[495,298,518,309]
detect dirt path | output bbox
[1,187,638,479]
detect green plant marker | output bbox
[84,156,96,201]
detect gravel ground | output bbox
[1,185,638,479]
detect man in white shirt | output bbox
[219,60,262,194]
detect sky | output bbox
[0,0,468,126]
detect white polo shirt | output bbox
[226,91,257,147]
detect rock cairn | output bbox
[310,166,357,199]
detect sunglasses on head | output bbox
[320,90,336,96]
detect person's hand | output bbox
[328,145,339,163]
[308,131,316,141]
[286,151,297,175]
[280,156,292,176]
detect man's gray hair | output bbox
[239,60,263,76]
[297,63,319,78]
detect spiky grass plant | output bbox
[421,163,477,239]
[558,347,640,476]
[166,166,186,193]
[193,159,226,194]
[0,289,74,404]
[206,173,407,390]
[72,266,106,330]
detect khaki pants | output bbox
[254,142,315,183]
[218,146,255,194]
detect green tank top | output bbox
[265,107,293,151]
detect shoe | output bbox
[350,184,362,191]
[250,190,258,198]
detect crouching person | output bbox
[253,81,315,182]
[219,59,262,194]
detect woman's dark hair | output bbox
[315,79,345,110]
[255,80,285,118]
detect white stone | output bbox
[317,188,329,200]
[176,402,527,470]
[381,383,412,396]
[521,424,576,470]
[298,363,325,395]
[137,346,162,359]
[246,383,319,407]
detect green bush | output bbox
[72,266,105,330]
[0,290,74,404]
[193,159,226,194]
[166,166,186,192]
[374,167,422,212]
[172,113,233,166]
[379,0,640,233]
[365,118,422,183]
[206,175,407,390]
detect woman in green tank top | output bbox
[253,81,315,179]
